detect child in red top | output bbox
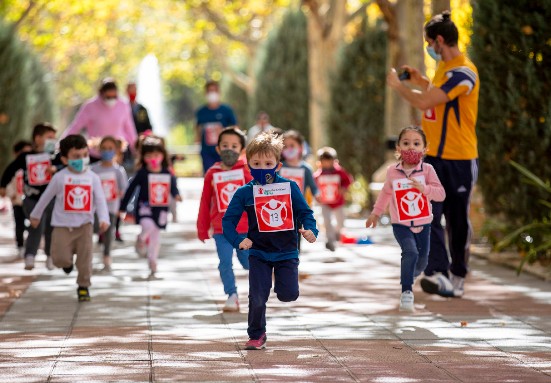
[197,127,252,312]
[313,147,353,252]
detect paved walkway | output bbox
[1,178,550,382]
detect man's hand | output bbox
[239,238,253,250]
[99,221,110,234]
[299,229,316,243]
[0,188,6,198]
[387,68,402,90]
[365,214,379,229]
[30,218,40,228]
[175,195,183,202]
[400,65,425,87]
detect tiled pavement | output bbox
[0,178,550,382]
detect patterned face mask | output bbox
[220,149,239,167]
[401,149,424,165]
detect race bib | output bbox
[279,167,305,193]
[424,107,436,121]
[204,122,222,146]
[148,174,170,207]
[318,174,341,204]
[392,176,431,222]
[253,182,294,232]
[213,169,245,212]
[15,169,24,195]
[100,172,118,202]
[63,174,93,213]
[26,153,52,186]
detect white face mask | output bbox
[206,92,220,104]
[43,138,57,153]
[104,98,117,108]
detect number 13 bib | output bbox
[392,176,430,222]
[253,183,294,232]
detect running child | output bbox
[222,132,318,350]
[313,147,353,252]
[4,140,32,257]
[365,126,445,311]
[197,127,252,312]
[91,136,128,272]
[0,123,60,270]
[280,130,319,251]
[30,134,110,302]
[119,137,181,278]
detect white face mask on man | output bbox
[206,91,220,104]
[104,98,117,108]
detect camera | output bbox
[398,69,410,81]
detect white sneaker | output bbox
[18,247,25,259]
[45,256,54,270]
[399,291,415,312]
[450,273,465,297]
[420,272,454,297]
[223,293,240,312]
[24,256,35,270]
[135,235,147,258]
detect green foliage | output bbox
[494,161,551,273]
[327,22,387,183]
[470,0,551,224]
[0,21,55,170]
[254,9,309,137]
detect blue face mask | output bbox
[249,164,278,185]
[101,150,115,161]
[68,156,90,173]
[426,46,442,61]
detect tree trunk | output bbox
[382,0,425,139]
[305,0,347,152]
[431,0,451,16]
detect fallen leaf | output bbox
[460,321,468,327]
[152,295,162,300]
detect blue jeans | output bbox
[392,224,431,292]
[248,256,300,339]
[213,234,249,296]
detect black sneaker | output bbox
[77,287,91,302]
[63,265,74,275]
[115,231,124,242]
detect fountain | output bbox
[136,54,168,137]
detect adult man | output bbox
[63,78,137,160]
[195,80,237,174]
[386,11,479,298]
[246,112,274,143]
[127,82,153,135]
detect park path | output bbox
[0,178,550,382]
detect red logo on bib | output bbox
[392,176,431,222]
[317,174,341,204]
[26,154,52,186]
[15,170,24,195]
[64,184,92,213]
[424,108,436,121]
[148,174,170,206]
[253,183,294,232]
[101,179,117,202]
[204,122,222,146]
[213,169,245,212]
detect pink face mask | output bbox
[401,149,424,165]
[145,157,162,168]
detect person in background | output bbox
[5,140,33,257]
[63,78,137,161]
[195,80,237,174]
[247,112,274,143]
[313,147,354,252]
[127,81,153,135]
[386,11,479,298]
[0,123,60,270]
[91,136,128,272]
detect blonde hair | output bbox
[246,132,284,162]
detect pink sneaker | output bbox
[245,333,267,350]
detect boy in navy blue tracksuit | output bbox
[223,132,318,350]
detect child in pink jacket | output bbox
[366,126,445,312]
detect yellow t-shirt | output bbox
[422,54,479,160]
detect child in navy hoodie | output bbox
[222,132,318,350]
